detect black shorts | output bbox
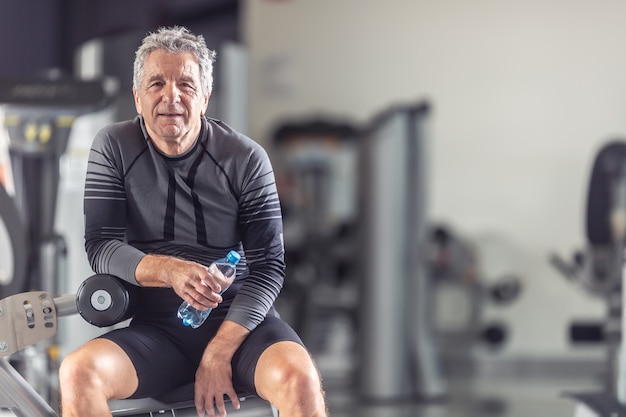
[99,288,303,399]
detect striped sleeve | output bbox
[225,145,285,330]
[83,127,145,284]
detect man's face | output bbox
[133,49,210,155]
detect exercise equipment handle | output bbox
[0,274,138,358]
[53,294,78,318]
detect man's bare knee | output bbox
[255,342,327,416]
[274,362,322,396]
[60,350,100,393]
[59,339,138,403]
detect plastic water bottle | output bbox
[177,250,241,328]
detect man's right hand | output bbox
[135,254,223,310]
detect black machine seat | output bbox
[108,382,277,417]
[586,141,626,246]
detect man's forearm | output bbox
[135,254,194,287]
[206,320,250,360]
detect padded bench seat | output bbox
[108,383,277,417]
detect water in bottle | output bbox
[177,250,241,328]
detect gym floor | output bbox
[0,357,604,417]
[322,372,600,417]
[0,377,599,417]
[313,315,605,417]
[319,352,607,417]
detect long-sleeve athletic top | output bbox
[83,115,285,331]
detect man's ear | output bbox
[133,87,142,114]
[202,92,210,115]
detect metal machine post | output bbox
[0,357,58,417]
[613,164,626,404]
[358,102,446,401]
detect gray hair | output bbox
[133,26,216,95]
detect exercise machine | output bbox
[427,224,523,365]
[0,75,118,407]
[0,274,277,417]
[553,141,626,416]
[272,102,449,402]
[0,182,26,299]
[271,118,359,352]
[0,76,118,299]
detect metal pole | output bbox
[54,294,78,317]
[358,106,413,400]
[615,165,626,403]
[405,106,446,399]
[0,357,57,417]
[358,103,446,401]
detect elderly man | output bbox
[59,26,328,417]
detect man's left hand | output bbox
[194,321,249,417]
[194,349,240,417]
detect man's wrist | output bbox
[135,254,172,287]
[207,320,250,358]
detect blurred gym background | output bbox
[4,1,626,416]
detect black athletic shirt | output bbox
[83,115,285,331]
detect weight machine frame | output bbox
[0,287,277,417]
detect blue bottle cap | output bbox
[226,250,241,265]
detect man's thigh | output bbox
[100,323,199,399]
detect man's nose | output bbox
[162,84,181,104]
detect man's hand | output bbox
[194,349,240,417]
[135,254,223,310]
[194,321,249,417]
